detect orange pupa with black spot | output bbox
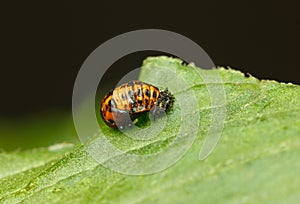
[100,80,174,129]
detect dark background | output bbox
[1,1,299,118]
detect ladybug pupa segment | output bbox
[157,88,175,111]
[100,80,174,129]
[150,88,175,118]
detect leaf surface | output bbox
[1,56,300,204]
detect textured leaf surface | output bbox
[1,56,300,203]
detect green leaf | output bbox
[1,56,300,203]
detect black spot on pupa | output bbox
[145,89,150,97]
[137,88,142,96]
[153,91,157,98]
[145,99,149,107]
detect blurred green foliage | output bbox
[0,112,79,151]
